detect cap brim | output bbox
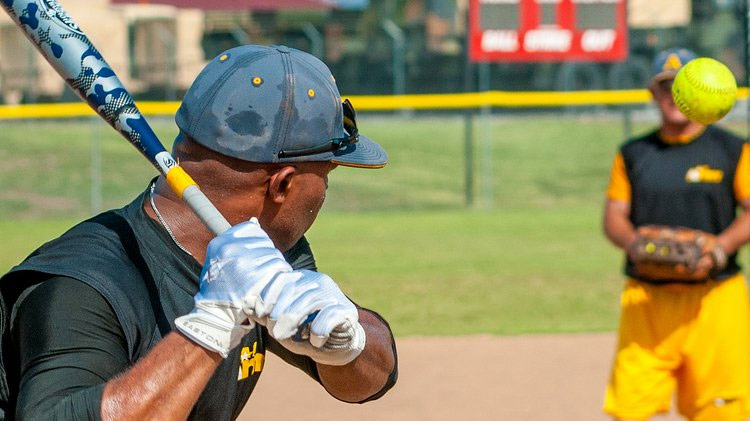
[651,70,678,83]
[331,133,388,169]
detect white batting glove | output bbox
[258,270,366,366]
[175,218,293,358]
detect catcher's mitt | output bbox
[628,225,727,282]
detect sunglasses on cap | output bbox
[278,99,359,159]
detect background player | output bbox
[602,47,750,420]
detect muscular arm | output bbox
[279,239,397,402]
[603,199,636,251]
[101,332,221,420]
[716,198,750,255]
[266,307,397,404]
[13,277,222,421]
[316,309,397,403]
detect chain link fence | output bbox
[1,102,747,221]
[1,1,750,219]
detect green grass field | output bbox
[1,114,747,336]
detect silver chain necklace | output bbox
[149,182,193,256]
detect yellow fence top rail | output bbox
[0,88,748,119]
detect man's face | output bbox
[263,162,336,251]
[649,77,691,126]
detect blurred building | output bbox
[0,0,204,103]
[0,0,467,102]
[0,0,746,103]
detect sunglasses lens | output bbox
[277,101,360,158]
[342,100,358,144]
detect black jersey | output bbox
[612,126,748,282]
[0,185,320,420]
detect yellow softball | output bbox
[671,57,737,125]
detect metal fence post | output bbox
[381,19,406,97]
[155,25,177,101]
[464,29,476,208]
[231,23,251,45]
[302,23,324,59]
[622,105,632,142]
[26,44,37,103]
[478,62,492,209]
[464,111,475,207]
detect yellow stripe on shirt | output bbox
[607,152,631,202]
[734,143,750,200]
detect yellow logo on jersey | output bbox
[685,165,723,183]
[238,342,264,381]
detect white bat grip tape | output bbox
[182,185,232,235]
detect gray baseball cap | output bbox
[650,47,697,83]
[176,44,387,168]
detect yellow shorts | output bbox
[604,273,750,420]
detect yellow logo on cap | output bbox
[663,53,683,72]
[251,77,263,87]
[308,89,316,98]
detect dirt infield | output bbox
[242,333,682,420]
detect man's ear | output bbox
[267,166,297,204]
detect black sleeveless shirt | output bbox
[0,187,320,420]
[619,126,746,281]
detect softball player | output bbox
[0,45,397,419]
[602,48,750,420]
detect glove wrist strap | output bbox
[175,310,251,358]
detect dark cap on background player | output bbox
[650,47,698,83]
[176,44,387,169]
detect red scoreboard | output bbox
[469,0,628,62]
